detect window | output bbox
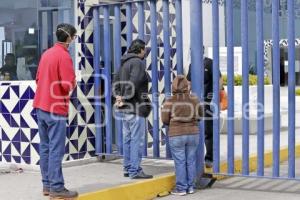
[0,0,75,81]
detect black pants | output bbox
[204,103,213,162]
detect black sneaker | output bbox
[50,188,78,199]
[207,178,217,188]
[131,171,153,179]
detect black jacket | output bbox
[187,57,221,102]
[113,53,150,117]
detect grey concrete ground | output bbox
[1,86,300,200]
[0,159,174,200]
[157,159,300,200]
[1,158,300,200]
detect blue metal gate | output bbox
[91,0,299,180]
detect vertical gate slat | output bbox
[241,0,250,175]
[190,0,205,178]
[226,0,235,175]
[93,7,103,154]
[163,0,172,159]
[104,5,112,154]
[257,0,265,177]
[114,4,123,155]
[212,0,220,173]
[272,0,280,177]
[138,2,145,41]
[126,3,133,49]
[150,0,160,158]
[175,0,183,75]
[137,1,148,157]
[288,0,296,178]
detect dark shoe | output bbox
[171,189,187,196]
[207,178,217,188]
[131,172,153,179]
[195,173,216,189]
[124,172,129,177]
[43,188,50,196]
[50,188,78,199]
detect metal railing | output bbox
[91,0,298,180]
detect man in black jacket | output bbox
[187,52,222,168]
[113,39,153,179]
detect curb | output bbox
[79,144,300,200]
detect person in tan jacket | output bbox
[161,75,203,196]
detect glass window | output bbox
[0,0,75,81]
[38,0,75,66]
[0,0,38,81]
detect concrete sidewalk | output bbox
[158,158,300,200]
[0,159,174,200]
[158,178,300,200]
[2,157,300,200]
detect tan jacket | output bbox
[161,75,203,137]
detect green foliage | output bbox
[296,88,300,96]
[222,75,271,86]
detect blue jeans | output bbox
[36,109,66,192]
[121,113,145,177]
[169,134,200,191]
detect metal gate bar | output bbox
[113,4,123,155]
[103,5,113,154]
[241,0,250,175]
[257,0,265,177]
[90,0,299,180]
[226,0,235,175]
[272,0,280,177]
[163,0,172,159]
[288,0,296,178]
[212,0,220,173]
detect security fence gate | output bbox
[91,0,299,181]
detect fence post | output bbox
[288,0,296,179]
[175,0,183,75]
[93,7,103,154]
[137,1,148,157]
[103,5,112,154]
[226,0,235,175]
[126,2,133,49]
[212,0,220,173]
[190,0,204,180]
[257,0,265,177]
[241,0,250,175]
[114,4,123,155]
[150,0,160,158]
[162,0,172,159]
[272,0,280,177]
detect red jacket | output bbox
[33,43,76,116]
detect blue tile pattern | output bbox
[0,0,179,164]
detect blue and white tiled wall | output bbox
[0,82,38,164]
[77,0,178,158]
[0,0,179,165]
[0,0,97,165]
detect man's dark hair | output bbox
[5,53,15,60]
[128,39,146,54]
[56,23,77,42]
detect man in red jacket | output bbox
[33,23,77,199]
